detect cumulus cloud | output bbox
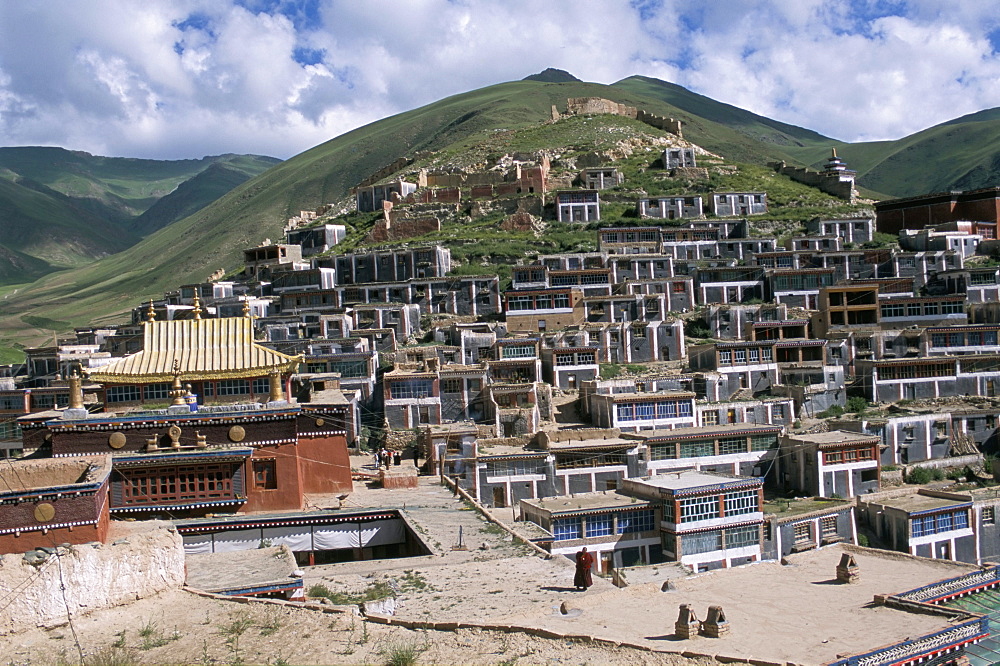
[0,0,999,159]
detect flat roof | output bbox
[185,546,300,594]
[515,544,981,665]
[546,437,637,451]
[521,491,651,514]
[0,455,111,493]
[785,430,880,447]
[623,423,781,441]
[626,470,761,492]
[764,496,851,519]
[870,492,972,514]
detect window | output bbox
[120,463,235,504]
[984,507,996,525]
[634,402,654,420]
[555,451,627,469]
[507,295,534,311]
[502,345,535,359]
[617,509,655,534]
[680,495,719,522]
[650,444,677,460]
[912,510,969,537]
[719,351,732,364]
[442,379,463,393]
[253,460,277,490]
[107,385,141,403]
[552,518,581,540]
[679,440,714,458]
[216,380,251,396]
[656,401,677,418]
[724,489,758,516]
[881,303,905,318]
[681,529,723,555]
[252,378,270,396]
[389,379,433,399]
[821,516,838,538]
[942,302,964,315]
[719,437,746,455]
[703,411,719,426]
[585,514,613,537]
[751,434,777,451]
[794,522,812,545]
[144,383,171,401]
[724,524,759,549]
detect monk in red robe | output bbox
[574,547,594,590]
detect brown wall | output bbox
[0,485,109,553]
[296,434,352,494]
[243,444,303,513]
[50,413,300,457]
[506,307,585,333]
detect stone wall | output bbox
[355,157,413,190]
[366,214,441,243]
[564,98,682,137]
[0,522,185,635]
[769,161,855,202]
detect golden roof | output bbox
[89,318,301,383]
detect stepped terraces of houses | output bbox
[4,134,1000,588]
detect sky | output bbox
[2,0,1000,161]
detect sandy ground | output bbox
[0,470,976,665]
[0,588,724,666]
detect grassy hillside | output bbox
[612,76,835,147]
[129,158,280,235]
[777,107,1000,198]
[0,148,275,218]
[0,175,139,274]
[4,72,999,355]
[0,149,278,282]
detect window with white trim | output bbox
[680,495,719,522]
[724,489,758,516]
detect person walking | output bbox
[574,547,594,591]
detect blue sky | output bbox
[1,0,999,160]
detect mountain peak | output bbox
[522,68,580,83]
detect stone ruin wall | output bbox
[564,97,683,137]
[0,522,185,635]
[769,161,856,202]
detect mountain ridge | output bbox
[3,72,1000,355]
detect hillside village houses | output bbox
[8,97,1000,666]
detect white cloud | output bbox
[0,0,999,159]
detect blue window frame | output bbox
[585,514,613,537]
[617,509,655,534]
[552,517,581,541]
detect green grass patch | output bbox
[307,581,394,605]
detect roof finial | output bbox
[831,147,837,158]
[68,366,84,410]
[169,359,187,406]
[146,301,156,323]
[243,297,252,319]
[192,294,203,320]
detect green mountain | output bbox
[5,71,1000,353]
[0,148,278,282]
[0,174,139,270]
[129,157,281,236]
